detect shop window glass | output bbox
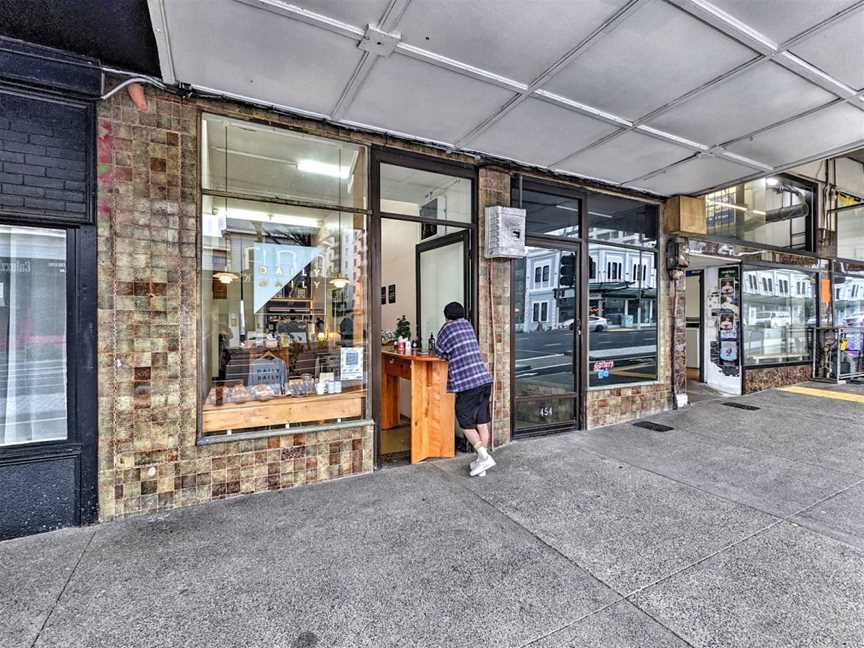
[588,244,657,386]
[514,188,580,238]
[200,122,369,438]
[837,205,864,261]
[703,176,813,250]
[742,268,815,365]
[379,164,471,222]
[201,113,365,209]
[588,193,658,246]
[0,226,67,446]
[835,276,864,328]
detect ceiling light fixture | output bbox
[213,271,238,284]
[765,177,779,187]
[298,159,350,179]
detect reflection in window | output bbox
[0,226,67,446]
[742,267,815,365]
[588,192,658,246]
[589,244,658,386]
[200,118,368,437]
[834,275,864,328]
[514,187,580,238]
[513,248,576,401]
[703,175,813,250]
[837,205,864,261]
[379,163,471,222]
[202,113,365,209]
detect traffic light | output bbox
[559,254,576,287]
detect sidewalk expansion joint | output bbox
[29,527,97,648]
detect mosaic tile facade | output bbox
[96,87,373,521]
[95,82,679,520]
[743,364,812,394]
[477,168,513,448]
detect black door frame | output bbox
[415,229,471,340]
[0,84,98,538]
[369,147,478,468]
[512,239,582,437]
[510,176,589,437]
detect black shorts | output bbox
[455,383,492,429]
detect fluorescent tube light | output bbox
[217,207,321,229]
[297,159,349,179]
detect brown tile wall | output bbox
[96,86,373,521]
[96,82,679,519]
[477,168,513,447]
[743,364,812,394]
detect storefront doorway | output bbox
[513,244,581,434]
[684,255,743,401]
[372,150,476,466]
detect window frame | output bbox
[741,263,819,368]
[701,173,818,253]
[0,82,98,529]
[196,111,375,443]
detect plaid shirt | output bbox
[435,318,493,393]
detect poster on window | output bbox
[340,347,364,381]
[719,313,737,340]
[715,266,740,375]
[720,340,738,362]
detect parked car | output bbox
[752,311,792,327]
[564,316,608,332]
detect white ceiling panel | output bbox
[647,62,836,146]
[468,99,618,167]
[293,0,392,27]
[791,9,864,90]
[628,156,756,195]
[727,103,864,167]
[558,131,693,183]
[165,0,363,115]
[708,0,857,45]
[344,55,515,144]
[543,0,754,120]
[395,0,629,83]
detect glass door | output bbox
[416,230,469,340]
[513,245,579,434]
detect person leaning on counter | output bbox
[435,302,496,477]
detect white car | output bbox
[564,316,608,332]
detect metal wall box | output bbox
[484,206,527,258]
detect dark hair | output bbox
[444,302,465,321]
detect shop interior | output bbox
[200,114,369,437]
[377,164,470,465]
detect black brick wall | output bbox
[0,90,90,220]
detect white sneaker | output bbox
[470,455,495,476]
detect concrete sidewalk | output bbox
[3,383,863,648]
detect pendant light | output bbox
[329,151,348,289]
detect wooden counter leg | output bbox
[411,360,455,463]
[381,371,400,430]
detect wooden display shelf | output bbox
[203,389,365,434]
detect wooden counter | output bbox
[381,352,454,464]
[202,389,364,434]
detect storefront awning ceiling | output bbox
[147,0,864,197]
